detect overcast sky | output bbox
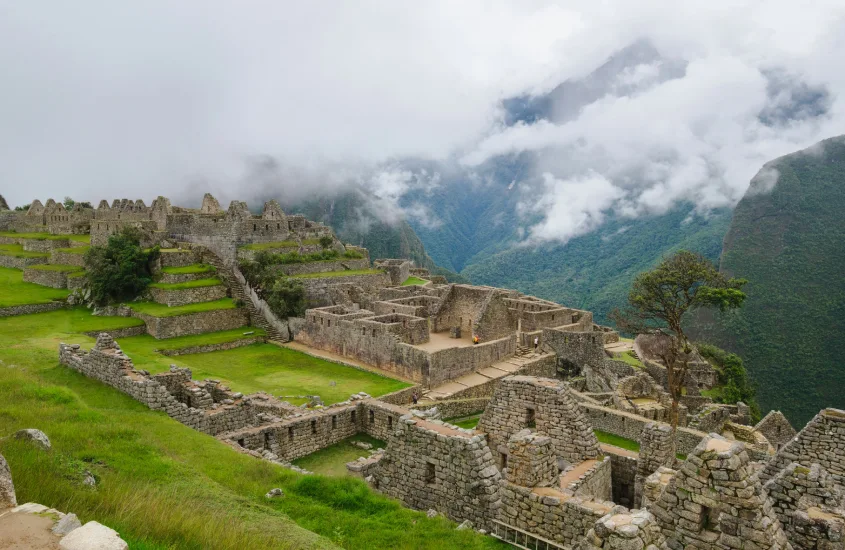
[2,1,844,241]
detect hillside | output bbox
[690,136,845,426]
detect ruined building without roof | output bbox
[2,194,844,549]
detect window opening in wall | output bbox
[332,415,337,429]
[288,427,294,440]
[277,223,280,229]
[701,506,718,531]
[388,416,393,429]
[351,410,357,423]
[311,420,317,434]
[500,452,508,470]
[264,432,271,450]
[253,224,256,231]
[237,438,245,448]
[425,461,436,484]
[362,327,367,336]
[265,224,269,230]
[369,410,375,424]
[526,408,536,429]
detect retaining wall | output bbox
[23,268,75,288]
[134,308,249,338]
[0,301,65,317]
[148,284,228,307]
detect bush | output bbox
[697,342,761,421]
[319,235,334,249]
[84,227,159,305]
[239,252,306,319]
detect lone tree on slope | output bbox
[610,250,747,432]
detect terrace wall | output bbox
[50,250,85,267]
[0,302,65,318]
[134,308,249,339]
[148,284,228,307]
[0,255,47,269]
[277,258,370,277]
[22,268,74,288]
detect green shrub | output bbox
[697,342,760,421]
[239,252,306,319]
[84,227,159,305]
[318,235,334,249]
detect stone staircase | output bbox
[203,252,287,342]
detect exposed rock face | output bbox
[0,453,16,509]
[14,428,52,451]
[59,520,129,550]
[650,434,792,550]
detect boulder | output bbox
[456,520,473,531]
[52,513,83,536]
[0,453,16,508]
[265,488,284,499]
[14,429,51,451]
[59,521,128,550]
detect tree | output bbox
[63,197,93,209]
[84,227,159,305]
[318,235,334,250]
[14,203,31,212]
[610,250,747,431]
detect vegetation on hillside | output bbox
[612,250,747,431]
[696,343,760,421]
[690,135,845,425]
[239,251,306,319]
[84,227,159,305]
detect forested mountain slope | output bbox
[690,136,845,426]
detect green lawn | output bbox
[160,264,216,275]
[449,415,482,429]
[128,299,238,318]
[614,350,644,369]
[28,264,84,272]
[594,430,640,452]
[241,240,299,251]
[0,243,50,258]
[115,328,267,371]
[148,277,223,290]
[129,343,411,405]
[401,277,428,286]
[0,306,498,549]
[292,434,386,477]
[0,267,70,307]
[54,246,90,254]
[292,269,384,279]
[0,231,89,243]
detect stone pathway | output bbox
[423,353,552,400]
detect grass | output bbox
[594,430,640,452]
[148,278,223,290]
[119,343,411,406]
[292,269,384,279]
[401,277,428,286]
[614,350,644,369]
[128,299,238,318]
[292,434,386,477]
[241,240,299,251]
[0,308,499,549]
[160,264,216,275]
[115,328,266,366]
[0,243,50,258]
[54,246,90,255]
[0,231,90,243]
[449,415,482,429]
[0,267,70,307]
[28,264,84,273]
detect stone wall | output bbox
[604,449,637,508]
[411,335,516,388]
[762,408,845,486]
[755,410,798,451]
[565,456,612,501]
[650,434,792,550]
[277,258,370,277]
[0,302,65,318]
[148,283,228,307]
[581,402,708,456]
[634,422,675,507]
[298,272,391,307]
[22,267,74,288]
[433,285,497,335]
[157,336,265,356]
[373,259,410,285]
[375,415,502,529]
[543,328,605,374]
[580,510,666,550]
[134,308,249,339]
[50,250,86,267]
[0,254,48,269]
[478,376,600,463]
[416,397,489,420]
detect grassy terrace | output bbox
[148,278,223,290]
[128,298,238,317]
[0,267,69,307]
[114,341,411,405]
[449,415,482,430]
[613,350,644,369]
[595,430,640,452]
[241,240,298,251]
[0,231,90,243]
[292,434,386,477]
[54,246,90,254]
[28,264,84,272]
[160,264,216,275]
[292,269,384,279]
[401,276,428,286]
[119,327,266,355]
[0,243,49,258]
[0,304,495,548]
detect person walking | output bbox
[533,336,539,353]
[412,391,419,405]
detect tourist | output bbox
[473,335,479,345]
[412,392,418,405]
[534,336,539,353]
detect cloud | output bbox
[1,0,844,248]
